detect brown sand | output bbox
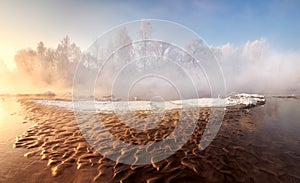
[1,97,299,182]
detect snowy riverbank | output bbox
[33,93,266,112]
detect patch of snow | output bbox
[225,93,266,106]
[33,93,265,112]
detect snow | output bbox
[33,94,265,112]
[225,93,265,106]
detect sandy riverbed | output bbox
[0,96,299,182]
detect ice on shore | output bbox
[33,94,265,112]
[225,93,266,107]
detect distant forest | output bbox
[7,25,209,89]
[14,36,81,87]
[1,22,214,96]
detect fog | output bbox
[0,37,299,98]
[80,38,300,101]
[0,36,79,95]
[212,39,300,95]
[0,67,70,95]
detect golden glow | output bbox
[0,97,21,129]
[0,45,16,70]
[0,99,4,123]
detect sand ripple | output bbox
[13,99,300,182]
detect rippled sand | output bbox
[11,97,300,182]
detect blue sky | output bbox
[0,0,299,68]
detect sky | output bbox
[0,0,299,70]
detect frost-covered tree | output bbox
[114,27,133,72]
[137,20,153,69]
[139,20,153,39]
[14,36,82,87]
[37,41,46,56]
[55,36,81,85]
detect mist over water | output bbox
[91,42,211,100]
[0,37,79,95]
[212,39,300,95]
[77,38,300,100]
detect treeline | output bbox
[11,21,212,93]
[14,36,81,87]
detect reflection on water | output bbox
[260,97,300,142]
[264,98,300,132]
[0,97,37,182]
[0,97,24,142]
[242,97,300,182]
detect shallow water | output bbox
[0,96,299,182]
[0,97,39,181]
